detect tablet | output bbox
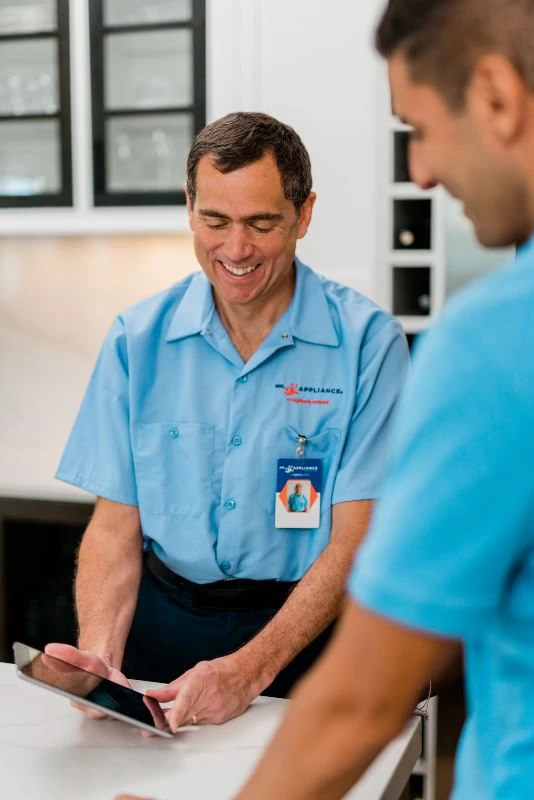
[13,641,172,738]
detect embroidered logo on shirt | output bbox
[275,383,344,405]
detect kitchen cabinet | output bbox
[0,0,72,207]
[90,0,205,206]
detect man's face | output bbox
[389,53,531,248]
[295,484,302,494]
[187,152,315,309]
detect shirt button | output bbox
[221,561,231,571]
[168,427,179,439]
[238,375,248,384]
[224,499,237,511]
[231,435,243,447]
[281,332,289,340]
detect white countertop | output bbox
[0,663,421,799]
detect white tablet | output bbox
[13,641,172,738]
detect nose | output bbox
[409,141,438,191]
[222,224,255,263]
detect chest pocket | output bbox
[256,424,340,516]
[134,422,214,517]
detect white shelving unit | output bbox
[376,70,446,349]
[376,68,440,800]
[413,696,438,800]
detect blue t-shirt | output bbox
[349,238,534,799]
[56,259,408,583]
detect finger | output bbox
[143,695,167,731]
[41,653,78,675]
[114,795,156,800]
[44,644,109,679]
[108,666,133,689]
[167,689,200,732]
[144,684,179,703]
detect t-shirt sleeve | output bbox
[332,318,410,504]
[55,317,138,505]
[348,319,534,638]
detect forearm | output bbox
[236,502,372,692]
[75,517,143,667]
[235,615,406,800]
[238,686,394,800]
[235,602,455,800]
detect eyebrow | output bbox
[198,209,285,223]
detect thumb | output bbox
[144,684,178,702]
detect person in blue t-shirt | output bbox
[45,111,408,739]
[287,484,308,513]
[232,2,534,800]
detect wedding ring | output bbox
[191,714,198,725]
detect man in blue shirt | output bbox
[47,112,408,733]
[288,483,308,513]
[232,2,534,799]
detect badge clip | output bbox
[296,433,307,457]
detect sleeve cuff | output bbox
[349,565,494,640]
[55,470,138,507]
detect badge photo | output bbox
[275,458,322,529]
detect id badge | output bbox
[275,458,322,529]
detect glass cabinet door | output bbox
[0,0,72,207]
[90,0,205,206]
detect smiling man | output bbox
[49,112,408,734]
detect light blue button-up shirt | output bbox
[349,237,534,799]
[57,259,408,583]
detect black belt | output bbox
[145,550,297,611]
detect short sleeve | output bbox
[348,319,534,638]
[332,319,409,503]
[55,317,138,505]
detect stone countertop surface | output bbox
[0,662,421,799]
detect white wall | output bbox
[0,1,387,500]
[207,0,385,299]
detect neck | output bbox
[215,265,296,361]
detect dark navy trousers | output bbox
[122,565,335,697]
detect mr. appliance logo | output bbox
[275,382,344,406]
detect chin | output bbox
[470,221,505,250]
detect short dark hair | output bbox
[376,0,534,109]
[186,112,312,211]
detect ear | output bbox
[184,183,195,230]
[296,192,317,239]
[469,54,528,143]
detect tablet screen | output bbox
[13,642,171,737]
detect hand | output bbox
[145,653,258,733]
[44,643,131,720]
[114,795,156,800]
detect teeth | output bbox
[222,262,258,276]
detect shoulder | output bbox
[309,266,405,346]
[419,253,534,385]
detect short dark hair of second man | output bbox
[186,112,313,212]
[375,0,534,110]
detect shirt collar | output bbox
[165,258,340,347]
[289,258,339,347]
[166,272,215,342]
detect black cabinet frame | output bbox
[0,0,73,208]
[89,0,206,207]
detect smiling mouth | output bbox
[221,261,260,277]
